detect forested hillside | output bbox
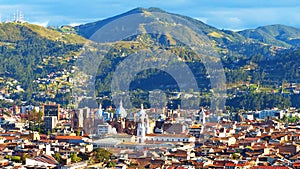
[0,8,299,110]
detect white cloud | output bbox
[69,22,83,27]
[228,17,241,23]
[195,17,208,24]
[31,21,49,27]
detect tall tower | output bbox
[95,103,103,119]
[198,108,206,133]
[137,120,146,143]
[199,108,206,125]
[19,11,24,23]
[136,104,149,143]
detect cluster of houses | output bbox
[0,101,300,168]
[0,54,77,106]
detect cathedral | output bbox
[135,104,195,144]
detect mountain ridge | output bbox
[0,22,87,44]
[0,7,299,109]
[74,7,300,49]
[238,24,300,47]
[74,7,227,40]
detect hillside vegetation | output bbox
[0,8,299,110]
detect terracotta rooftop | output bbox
[250,166,288,169]
[189,124,201,129]
[54,135,82,140]
[3,136,17,140]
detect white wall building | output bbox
[97,123,117,136]
[256,109,284,119]
[145,133,196,143]
[136,104,150,143]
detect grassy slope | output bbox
[238,24,300,47]
[0,22,87,44]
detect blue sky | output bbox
[1,0,300,30]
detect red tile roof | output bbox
[225,162,235,167]
[3,136,17,140]
[54,135,82,140]
[250,167,289,169]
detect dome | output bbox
[95,104,103,119]
[137,104,146,117]
[115,100,127,119]
[137,104,148,122]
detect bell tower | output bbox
[136,104,149,143]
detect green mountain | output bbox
[0,22,85,103]
[0,22,86,44]
[75,7,247,43]
[238,24,300,47]
[0,7,299,110]
[74,7,299,109]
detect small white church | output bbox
[136,104,195,144]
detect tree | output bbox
[232,153,239,160]
[37,110,43,133]
[47,129,51,136]
[53,152,61,163]
[29,109,38,131]
[11,156,21,163]
[94,148,112,163]
[76,129,81,136]
[107,161,116,167]
[70,153,82,163]
[21,153,30,164]
[282,114,288,122]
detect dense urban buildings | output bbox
[1,102,300,168]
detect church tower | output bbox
[199,108,206,125]
[95,103,103,119]
[136,104,149,143]
[198,107,206,133]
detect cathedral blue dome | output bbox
[115,100,127,119]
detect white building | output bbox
[21,105,39,114]
[25,154,58,168]
[256,109,284,119]
[61,161,87,169]
[194,108,206,134]
[92,138,122,148]
[136,104,150,143]
[97,123,117,136]
[145,133,196,143]
[135,105,196,144]
[81,107,91,119]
